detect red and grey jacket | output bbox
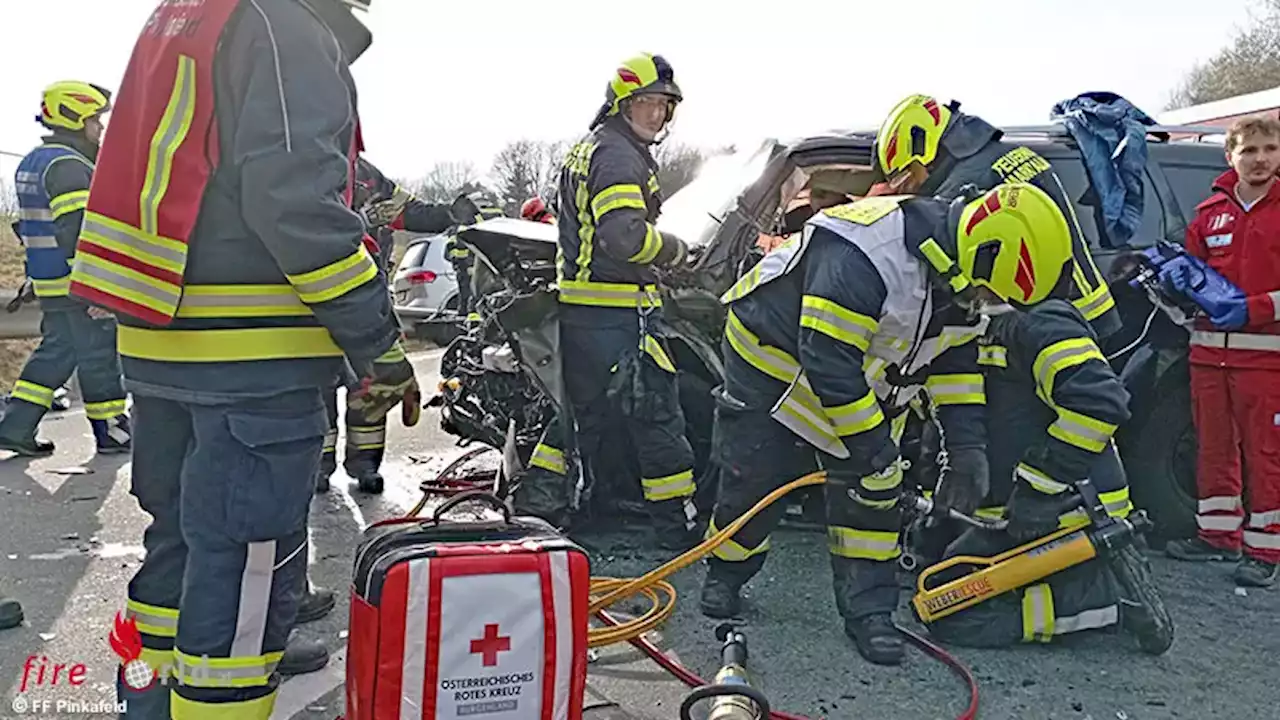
[70,0,396,399]
[1185,169,1280,370]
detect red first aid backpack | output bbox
[345,492,590,720]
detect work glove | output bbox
[934,445,990,517]
[361,196,405,229]
[653,231,690,269]
[348,342,421,426]
[449,193,482,226]
[1005,476,1065,543]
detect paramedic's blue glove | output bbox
[1156,256,1196,294]
[1193,291,1249,331]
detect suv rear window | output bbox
[1048,157,1163,250]
[398,241,429,270]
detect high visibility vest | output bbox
[720,196,987,456]
[14,144,91,297]
[69,0,244,325]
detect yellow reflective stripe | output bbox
[558,280,662,308]
[1015,462,1070,495]
[1021,583,1055,643]
[824,389,885,437]
[1032,338,1105,402]
[530,443,566,475]
[72,253,175,310]
[85,399,128,420]
[642,334,676,373]
[976,506,1006,521]
[724,310,801,384]
[287,247,378,304]
[925,373,985,406]
[628,224,663,264]
[706,517,770,562]
[49,189,89,219]
[174,649,284,688]
[860,461,904,493]
[641,468,695,501]
[176,284,312,319]
[127,599,179,638]
[31,276,71,297]
[12,380,55,408]
[140,55,197,236]
[118,326,343,363]
[799,295,878,352]
[139,647,176,677]
[590,183,646,222]
[827,527,900,560]
[347,425,385,449]
[1048,406,1117,453]
[322,430,338,452]
[1073,275,1114,322]
[978,344,1008,368]
[171,689,277,719]
[573,180,594,282]
[79,212,188,274]
[1059,486,1132,528]
[377,343,407,363]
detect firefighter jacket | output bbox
[920,112,1120,339]
[719,195,987,471]
[14,133,96,309]
[1185,169,1280,370]
[70,0,394,401]
[556,116,684,310]
[979,300,1132,518]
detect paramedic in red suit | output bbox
[1165,116,1280,588]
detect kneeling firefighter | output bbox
[524,53,696,547]
[699,185,1007,665]
[873,94,1121,341]
[919,184,1173,654]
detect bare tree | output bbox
[403,161,481,204]
[654,142,707,196]
[489,140,566,215]
[1166,0,1280,109]
[0,178,17,222]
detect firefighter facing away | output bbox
[699,183,1008,664]
[873,94,1121,342]
[316,157,465,495]
[919,185,1173,655]
[532,53,697,547]
[0,81,131,457]
[69,0,417,717]
[443,189,506,322]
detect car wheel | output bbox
[1126,380,1198,540]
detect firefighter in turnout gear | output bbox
[699,189,997,666]
[874,94,1121,341]
[922,184,1172,655]
[0,81,130,457]
[316,157,460,495]
[547,53,697,548]
[444,189,506,322]
[69,1,416,717]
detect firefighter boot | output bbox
[315,450,336,494]
[650,496,699,552]
[91,415,132,455]
[1112,544,1175,655]
[0,596,22,630]
[296,583,337,624]
[832,556,904,666]
[353,470,385,495]
[276,631,330,677]
[0,435,54,457]
[699,556,764,619]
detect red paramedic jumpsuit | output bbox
[1186,169,1280,563]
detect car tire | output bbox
[1125,380,1198,541]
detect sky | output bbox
[0,0,1266,184]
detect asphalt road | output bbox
[0,348,1276,719]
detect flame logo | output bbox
[109,613,157,691]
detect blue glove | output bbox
[1156,255,1196,294]
[1190,290,1249,330]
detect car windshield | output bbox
[657,139,776,248]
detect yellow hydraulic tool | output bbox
[910,480,1154,623]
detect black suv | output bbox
[444,124,1227,535]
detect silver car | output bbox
[392,233,461,343]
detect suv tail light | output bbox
[406,270,437,285]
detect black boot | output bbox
[0,597,23,630]
[296,585,337,624]
[1112,544,1174,655]
[0,436,54,457]
[650,497,699,552]
[276,633,330,677]
[315,452,336,494]
[354,470,384,495]
[844,613,904,666]
[700,556,763,619]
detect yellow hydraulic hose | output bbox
[586,471,827,648]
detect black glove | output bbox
[1005,480,1065,543]
[934,445,989,517]
[449,193,482,225]
[348,342,419,424]
[654,231,690,269]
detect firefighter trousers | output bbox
[319,382,385,481]
[0,306,126,446]
[558,306,696,528]
[514,417,574,524]
[451,256,474,317]
[704,367,903,620]
[118,389,326,719]
[1192,364,1280,563]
